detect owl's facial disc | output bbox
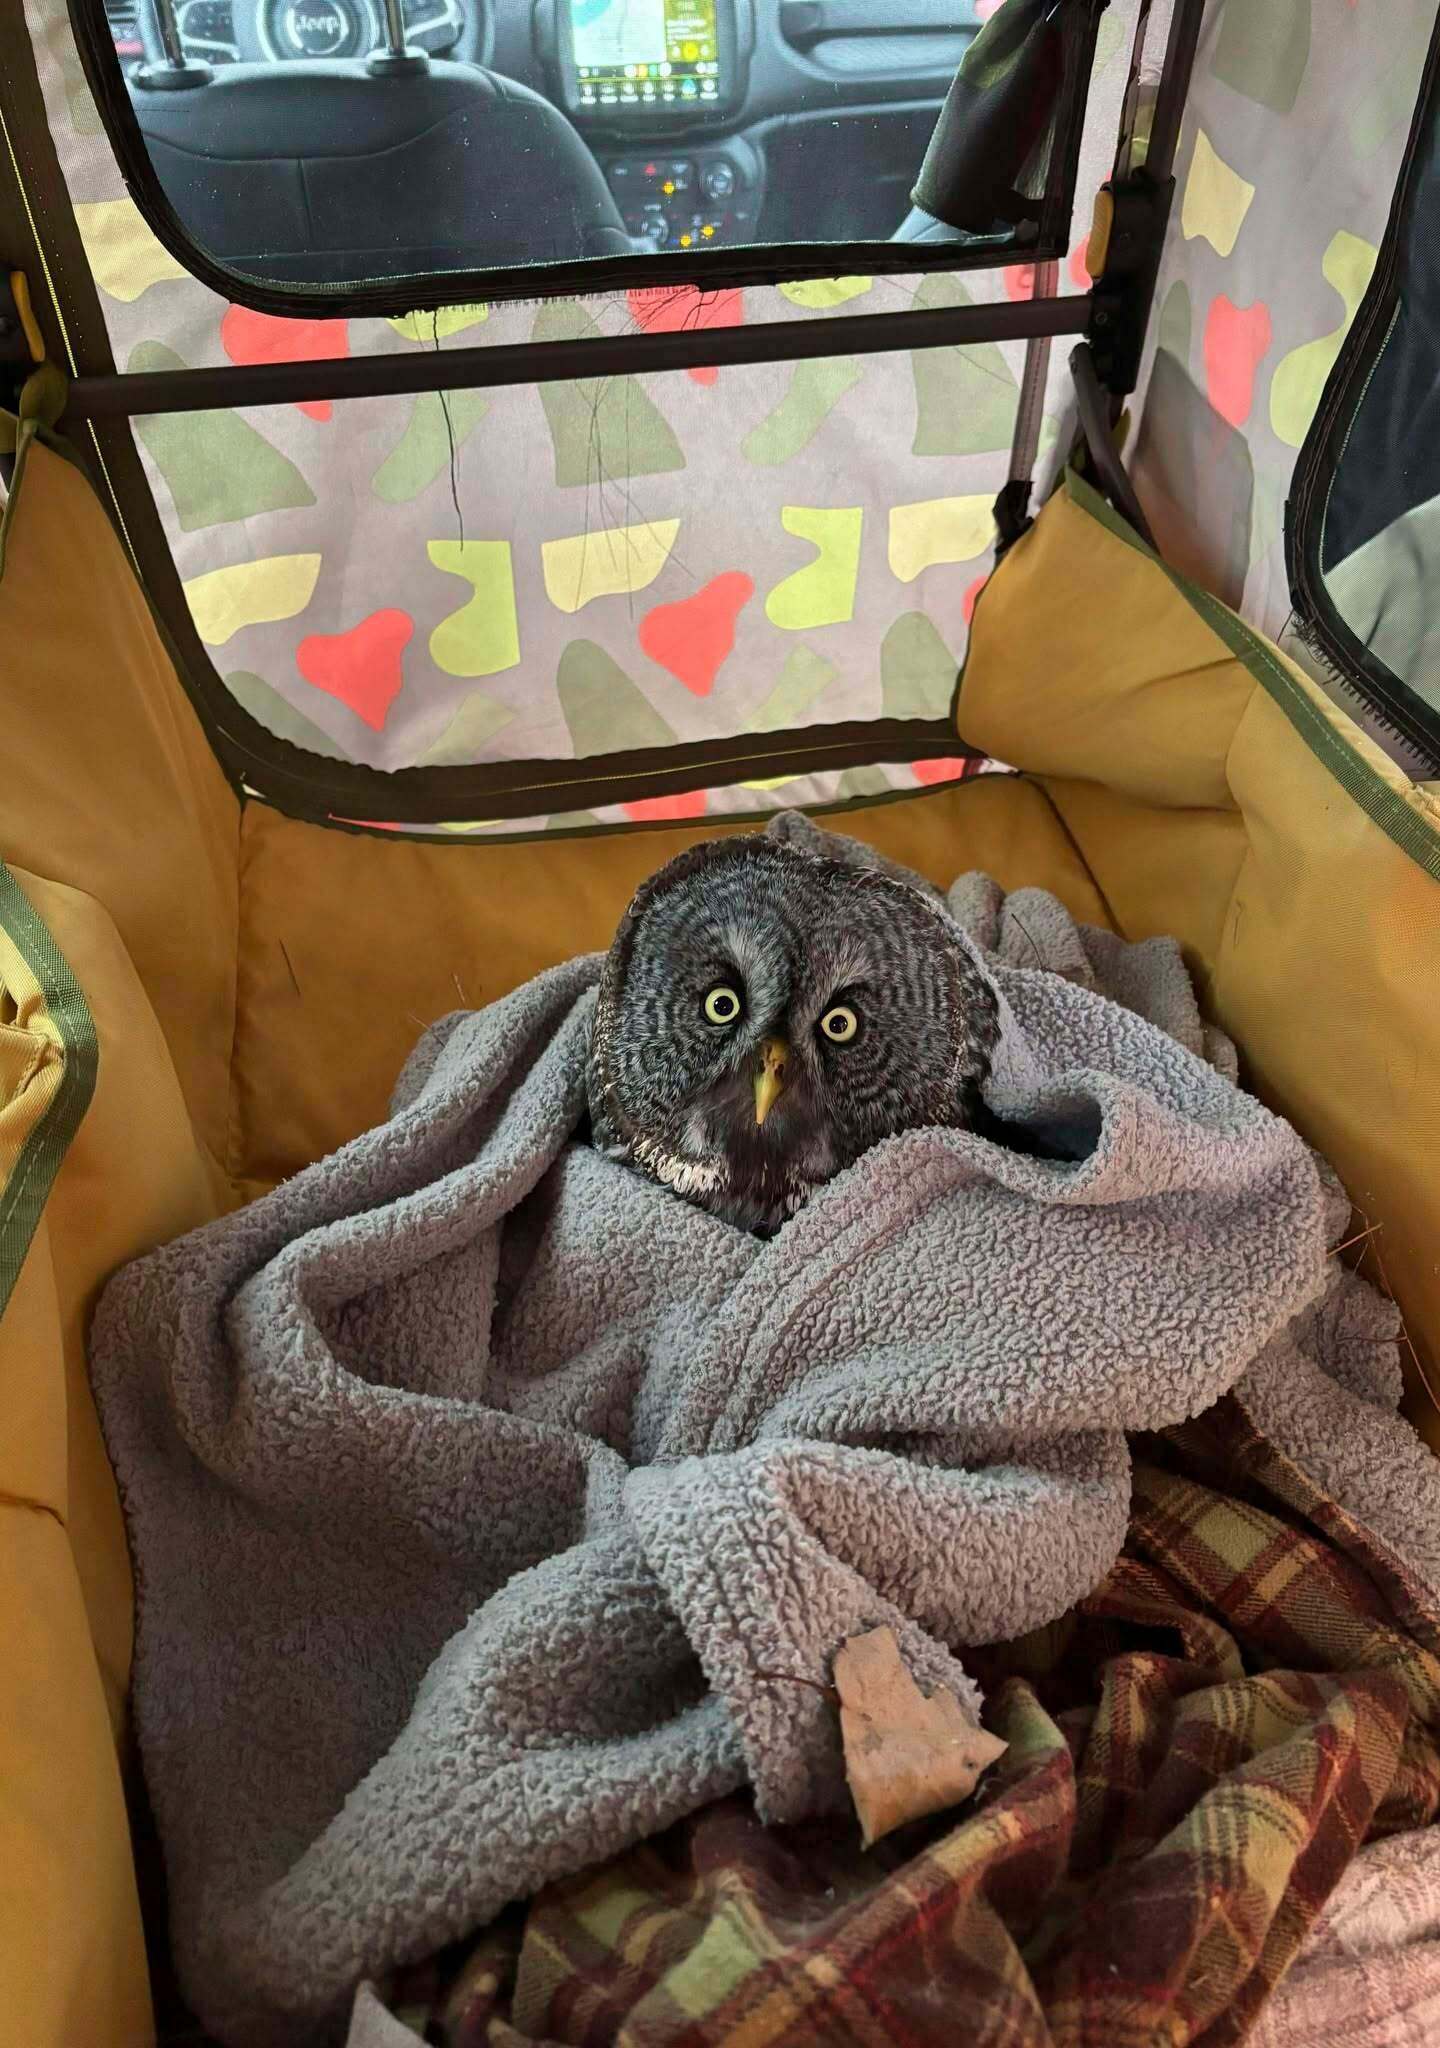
[589,833,1002,1234]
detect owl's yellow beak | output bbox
[754,1037,790,1126]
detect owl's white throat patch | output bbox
[628,1134,728,1200]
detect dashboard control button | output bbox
[700,160,736,201]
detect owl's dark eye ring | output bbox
[703,984,744,1027]
[819,1004,860,1045]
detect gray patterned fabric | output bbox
[91,820,1405,2047]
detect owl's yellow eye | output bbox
[819,1004,859,1044]
[703,984,743,1026]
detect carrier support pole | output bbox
[1082,0,1204,400]
[60,295,1092,423]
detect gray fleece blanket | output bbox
[90,819,1440,2048]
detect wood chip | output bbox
[833,1626,1007,1850]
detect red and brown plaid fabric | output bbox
[388,1394,1440,2048]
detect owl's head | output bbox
[587,832,1000,1234]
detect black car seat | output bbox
[130,59,634,284]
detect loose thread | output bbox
[751,1667,840,1706]
[1329,1221,1383,1258]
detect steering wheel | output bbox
[138,0,483,70]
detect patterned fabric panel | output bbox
[137,335,1016,777]
[1129,0,1430,640]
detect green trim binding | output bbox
[1063,469,1440,885]
[0,864,98,1322]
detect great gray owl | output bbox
[586,822,1001,1234]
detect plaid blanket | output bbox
[382,1390,1440,2048]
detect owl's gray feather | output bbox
[587,823,1000,1234]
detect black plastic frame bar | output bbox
[1145,0,1205,187]
[60,292,1091,421]
[1069,339,1155,546]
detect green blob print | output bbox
[557,640,677,756]
[225,671,350,759]
[130,342,315,530]
[836,766,892,801]
[422,690,515,765]
[750,646,838,732]
[881,612,958,720]
[1210,0,1311,115]
[743,358,863,468]
[533,302,685,487]
[910,275,1018,457]
[372,390,489,504]
[1158,281,1193,369]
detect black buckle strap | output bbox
[1084,172,1175,400]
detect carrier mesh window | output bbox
[28,0,1140,831]
[72,0,1108,304]
[1289,9,1440,765]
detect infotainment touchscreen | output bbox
[568,0,726,111]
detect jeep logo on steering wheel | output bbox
[281,0,351,54]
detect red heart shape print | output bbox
[639,571,754,697]
[296,609,413,731]
[222,307,350,421]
